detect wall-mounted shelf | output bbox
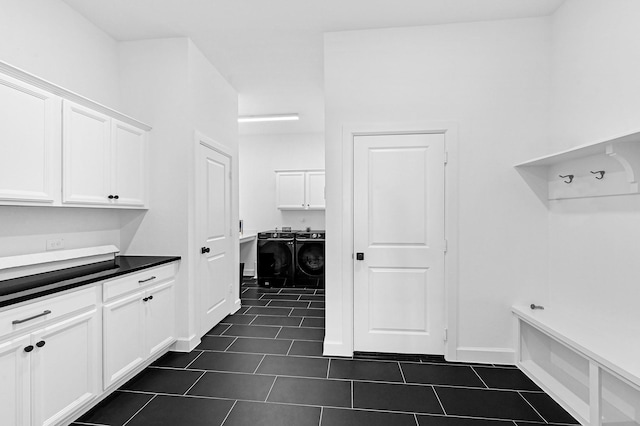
[515,131,640,202]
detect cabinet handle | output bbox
[36,340,46,348]
[12,310,52,325]
[108,195,114,199]
[142,297,149,302]
[114,195,119,200]
[24,345,34,353]
[138,276,156,284]
[148,295,154,300]
[201,247,210,254]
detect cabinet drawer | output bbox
[103,264,176,302]
[0,287,97,337]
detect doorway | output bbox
[195,133,233,336]
[353,132,447,355]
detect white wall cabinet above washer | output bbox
[63,101,147,208]
[276,170,325,210]
[0,74,61,204]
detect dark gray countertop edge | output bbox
[0,255,181,309]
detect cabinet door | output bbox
[306,171,325,210]
[103,292,146,389]
[31,309,100,426]
[0,335,30,426]
[111,120,147,207]
[62,101,111,205]
[0,75,60,203]
[276,171,306,209]
[145,281,175,357]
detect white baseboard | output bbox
[172,334,201,353]
[323,339,353,357]
[455,346,515,365]
[232,298,242,313]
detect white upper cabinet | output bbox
[276,170,325,210]
[0,74,61,204]
[0,61,151,209]
[306,171,326,209]
[63,101,111,205]
[62,101,148,208]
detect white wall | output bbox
[118,38,238,350]
[0,0,124,257]
[0,0,121,108]
[547,0,640,325]
[239,133,325,233]
[324,18,551,362]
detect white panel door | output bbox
[306,171,326,209]
[31,309,99,426]
[276,171,306,209]
[145,281,175,357]
[102,292,146,389]
[62,101,111,205]
[0,335,30,426]
[197,138,232,335]
[353,133,446,354]
[111,120,147,207]
[0,75,60,203]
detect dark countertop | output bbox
[0,255,181,308]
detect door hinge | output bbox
[444,152,448,165]
[444,328,448,342]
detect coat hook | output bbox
[559,174,574,184]
[590,170,605,180]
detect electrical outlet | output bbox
[46,238,65,251]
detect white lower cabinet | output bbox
[0,289,99,426]
[0,262,177,426]
[0,335,30,426]
[31,309,100,426]
[103,277,175,389]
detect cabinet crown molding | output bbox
[0,60,151,131]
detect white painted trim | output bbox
[323,340,354,358]
[456,346,516,365]
[336,121,459,359]
[172,335,201,353]
[0,60,151,131]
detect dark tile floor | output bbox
[72,279,578,426]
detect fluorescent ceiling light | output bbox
[238,113,299,123]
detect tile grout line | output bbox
[263,376,279,402]
[183,350,205,369]
[470,365,490,389]
[252,354,267,374]
[431,386,448,416]
[285,339,295,356]
[223,336,238,351]
[398,362,407,384]
[121,393,158,426]
[517,391,548,423]
[182,370,208,396]
[326,358,332,379]
[219,399,237,426]
[318,406,324,426]
[351,380,354,409]
[413,413,420,426]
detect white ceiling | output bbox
[63,0,565,135]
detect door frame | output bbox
[193,131,237,338]
[341,122,459,361]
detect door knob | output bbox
[356,252,364,260]
[201,247,210,254]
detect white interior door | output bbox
[197,137,233,335]
[353,133,446,355]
